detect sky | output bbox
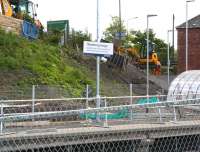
[33,0,200,44]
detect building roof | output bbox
[176,14,200,29]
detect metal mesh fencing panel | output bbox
[0,93,200,152]
[0,86,32,100]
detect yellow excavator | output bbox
[0,0,12,16]
[111,41,161,75]
[0,0,38,18]
[0,0,42,39]
[0,0,42,27]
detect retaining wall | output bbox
[0,15,22,34]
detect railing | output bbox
[0,94,200,134]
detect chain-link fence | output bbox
[0,85,200,151]
[0,85,78,100]
[0,83,164,99]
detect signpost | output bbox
[84,41,113,121]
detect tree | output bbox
[131,29,155,49]
[69,29,91,50]
[103,16,126,42]
[70,30,91,49]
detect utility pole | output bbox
[167,30,172,87]
[172,14,175,62]
[119,0,122,42]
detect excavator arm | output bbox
[0,0,12,16]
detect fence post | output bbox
[103,98,108,128]
[0,102,3,134]
[130,84,133,120]
[173,106,177,122]
[86,85,89,121]
[32,85,35,121]
[161,89,164,101]
[156,91,163,123]
[158,108,163,123]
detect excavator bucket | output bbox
[106,40,130,70]
[108,53,128,69]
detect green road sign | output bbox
[47,20,69,32]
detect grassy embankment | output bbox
[0,29,94,97]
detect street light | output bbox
[167,30,172,88]
[96,0,100,121]
[186,0,195,71]
[147,14,157,103]
[126,17,138,37]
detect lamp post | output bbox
[96,0,101,121]
[186,0,195,71]
[147,14,157,103]
[126,17,138,37]
[167,30,172,87]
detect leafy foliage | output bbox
[41,29,91,52]
[68,29,91,50]
[23,13,35,24]
[41,30,63,45]
[103,16,126,42]
[103,16,171,65]
[103,16,175,65]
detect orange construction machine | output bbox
[109,41,161,75]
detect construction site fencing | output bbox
[0,92,200,151]
[0,84,165,101]
[0,84,130,100]
[0,85,78,100]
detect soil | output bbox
[82,56,164,96]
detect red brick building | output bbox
[176,15,200,73]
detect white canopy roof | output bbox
[167,70,200,101]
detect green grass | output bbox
[0,29,94,96]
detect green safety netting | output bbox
[137,97,159,105]
[80,97,159,120]
[80,109,129,120]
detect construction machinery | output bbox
[109,41,161,75]
[0,0,12,16]
[0,0,41,38]
[0,0,38,19]
[135,42,161,75]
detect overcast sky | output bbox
[33,0,200,44]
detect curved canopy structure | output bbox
[167,70,200,101]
